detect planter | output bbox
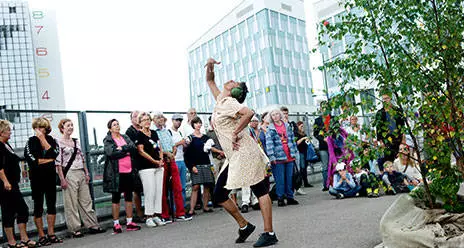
[377,195,464,248]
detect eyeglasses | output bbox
[140,118,151,122]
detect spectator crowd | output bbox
[0,93,426,247]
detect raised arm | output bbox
[205,58,221,100]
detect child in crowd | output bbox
[354,143,381,197]
[382,161,413,194]
[329,162,361,199]
[354,167,380,198]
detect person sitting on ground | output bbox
[354,166,380,198]
[382,161,412,194]
[329,162,361,199]
[393,144,421,186]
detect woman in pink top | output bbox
[103,119,141,233]
[56,119,105,238]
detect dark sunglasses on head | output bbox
[174,119,183,122]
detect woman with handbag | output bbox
[295,121,313,188]
[56,119,105,238]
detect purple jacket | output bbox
[326,128,354,187]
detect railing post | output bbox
[0,105,6,119]
[78,111,95,209]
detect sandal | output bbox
[38,236,51,247]
[21,240,37,248]
[47,235,63,244]
[8,243,25,248]
[71,231,84,238]
[88,227,106,234]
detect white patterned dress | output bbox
[212,94,269,189]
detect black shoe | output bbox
[304,183,314,188]
[277,199,286,207]
[241,204,249,213]
[322,187,329,191]
[235,223,256,243]
[88,227,106,234]
[286,198,299,205]
[132,216,146,224]
[194,204,202,210]
[253,232,278,247]
[251,203,260,210]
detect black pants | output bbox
[31,170,57,217]
[112,173,134,204]
[213,166,269,204]
[0,184,29,227]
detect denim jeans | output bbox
[319,150,329,188]
[298,153,309,185]
[271,161,294,199]
[176,160,187,204]
[329,185,361,198]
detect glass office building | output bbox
[0,1,65,147]
[313,0,378,115]
[0,1,38,146]
[188,0,314,113]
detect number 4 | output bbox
[42,90,50,100]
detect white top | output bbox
[393,158,422,180]
[170,128,184,161]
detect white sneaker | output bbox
[153,216,166,226]
[296,188,307,195]
[146,218,157,227]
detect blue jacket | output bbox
[333,172,356,191]
[265,122,298,162]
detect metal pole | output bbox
[321,53,330,100]
[78,111,96,209]
[0,105,6,119]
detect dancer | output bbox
[206,58,277,247]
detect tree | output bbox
[317,0,464,210]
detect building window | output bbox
[9,7,16,14]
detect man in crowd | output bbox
[314,101,331,191]
[206,116,226,178]
[375,92,405,171]
[153,112,192,222]
[170,113,188,205]
[125,110,145,223]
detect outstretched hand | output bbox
[205,58,221,67]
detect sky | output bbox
[29,0,324,112]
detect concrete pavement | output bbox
[52,186,398,248]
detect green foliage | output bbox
[317,0,464,210]
[428,166,464,212]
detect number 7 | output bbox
[35,25,43,34]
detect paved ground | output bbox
[52,186,399,248]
